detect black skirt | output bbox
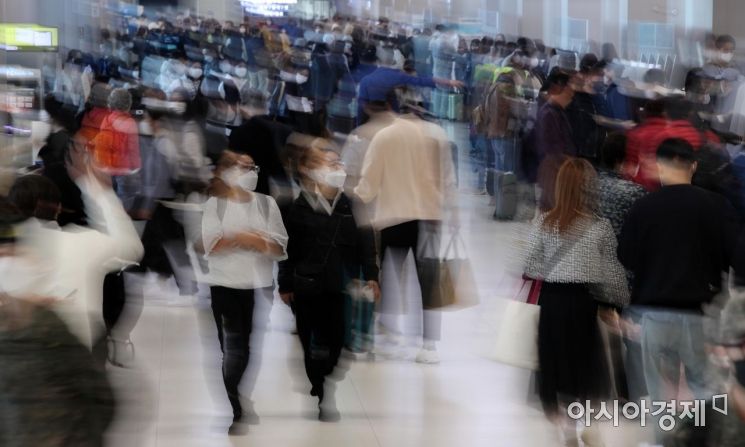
[537,282,610,415]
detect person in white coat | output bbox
[7,131,144,361]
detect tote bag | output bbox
[416,226,479,311]
[490,280,540,370]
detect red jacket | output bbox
[624,118,719,191]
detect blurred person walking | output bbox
[354,102,456,364]
[198,150,288,434]
[279,142,379,421]
[0,199,115,447]
[8,132,144,359]
[524,158,629,446]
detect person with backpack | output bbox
[198,149,288,435]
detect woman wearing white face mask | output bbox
[198,150,288,435]
[232,63,253,104]
[186,62,204,98]
[278,143,379,422]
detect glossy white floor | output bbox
[103,123,657,447]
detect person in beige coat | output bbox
[354,107,456,363]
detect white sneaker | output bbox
[415,348,440,364]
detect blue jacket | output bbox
[605,83,632,121]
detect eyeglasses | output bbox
[241,165,260,173]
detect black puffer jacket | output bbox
[278,192,377,296]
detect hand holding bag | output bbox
[416,226,478,311]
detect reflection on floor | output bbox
[104,122,656,447]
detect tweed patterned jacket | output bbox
[524,213,630,306]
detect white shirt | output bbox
[201,195,288,289]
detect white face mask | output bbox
[188,67,203,79]
[234,67,248,78]
[222,167,258,192]
[296,73,309,84]
[219,62,232,74]
[191,26,199,32]
[132,70,140,79]
[721,52,734,63]
[529,57,539,68]
[312,167,346,189]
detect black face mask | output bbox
[735,360,745,387]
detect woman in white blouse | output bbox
[198,150,288,434]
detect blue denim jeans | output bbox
[623,306,716,441]
[488,136,517,173]
[470,134,488,190]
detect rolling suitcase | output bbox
[486,168,496,196]
[447,92,464,121]
[493,171,518,220]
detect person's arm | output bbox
[244,196,288,260]
[74,171,144,270]
[598,219,631,308]
[396,71,462,90]
[200,197,225,256]
[617,202,639,271]
[357,219,380,300]
[277,205,298,303]
[623,131,641,179]
[523,216,545,279]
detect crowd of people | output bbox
[2,7,745,446]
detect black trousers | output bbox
[379,220,442,341]
[210,286,255,419]
[292,290,345,399]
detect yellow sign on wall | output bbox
[0,23,58,52]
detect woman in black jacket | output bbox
[278,141,379,422]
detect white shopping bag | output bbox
[490,283,540,370]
